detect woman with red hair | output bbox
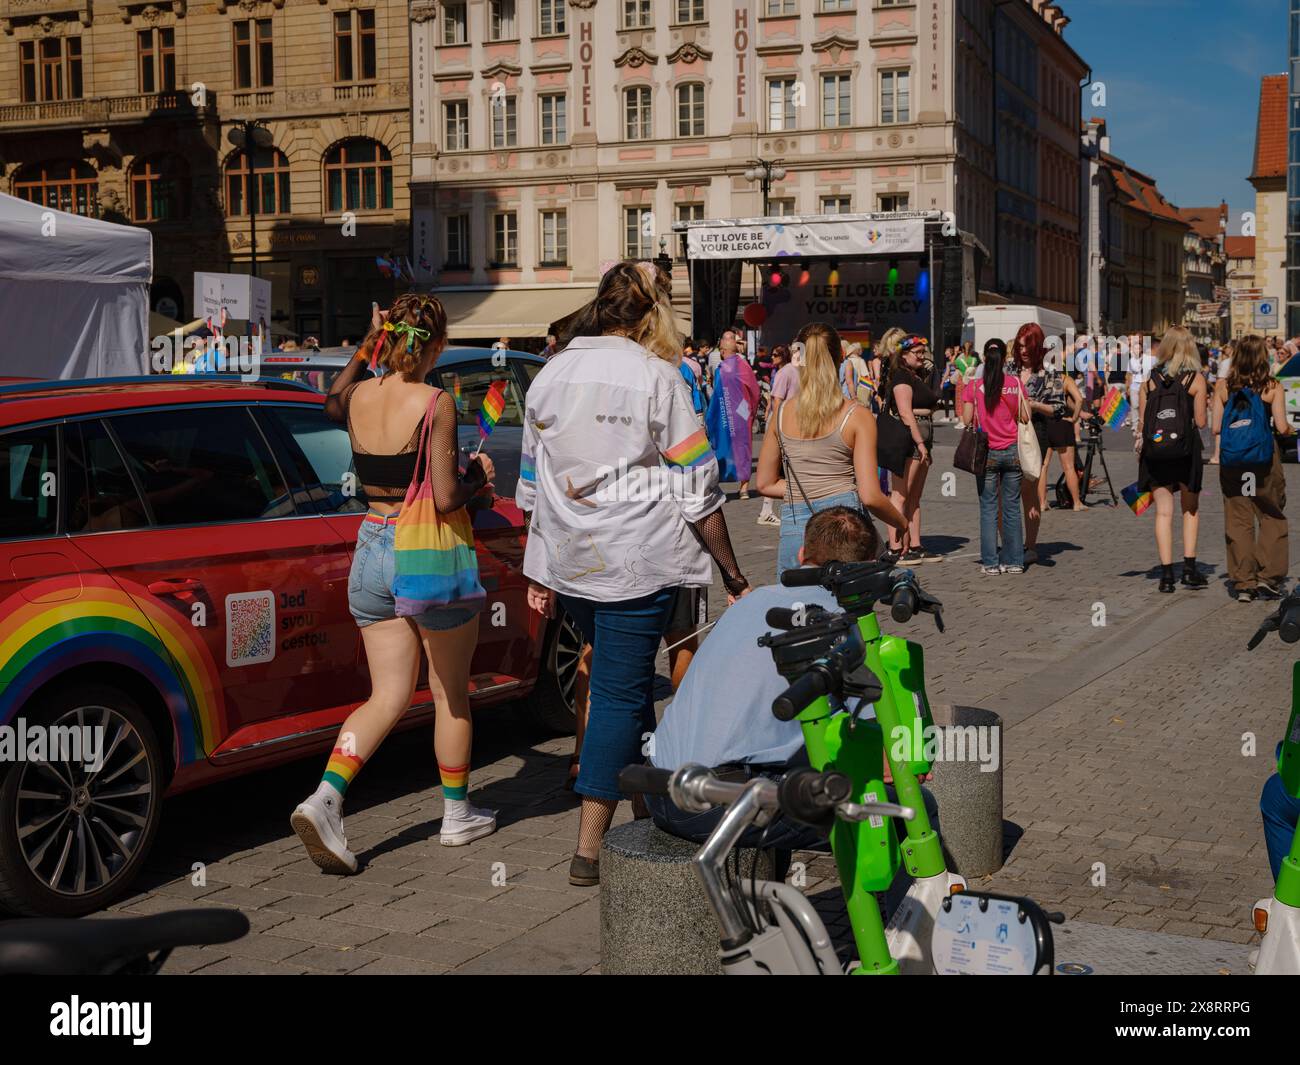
[1015,323,1084,563]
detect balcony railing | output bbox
[0,91,215,128]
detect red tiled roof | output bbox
[1101,155,1188,226]
[1225,235,1256,260]
[1252,74,1288,181]
[1178,205,1226,241]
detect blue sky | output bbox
[1063,0,1287,234]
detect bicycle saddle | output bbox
[0,908,250,975]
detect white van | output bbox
[961,305,1077,357]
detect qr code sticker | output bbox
[226,590,275,667]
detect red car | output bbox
[0,360,580,916]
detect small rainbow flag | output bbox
[1121,482,1153,516]
[1099,387,1130,430]
[477,378,508,440]
[451,373,463,410]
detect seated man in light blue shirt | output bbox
[647,506,938,876]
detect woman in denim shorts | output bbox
[289,294,496,876]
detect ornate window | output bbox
[225,147,291,216]
[13,160,98,216]
[624,86,652,140]
[676,83,705,137]
[137,27,176,94]
[334,9,376,83]
[19,37,83,103]
[233,18,274,90]
[324,139,393,212]
[131,155,189,222]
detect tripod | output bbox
[1055,417,1118,508]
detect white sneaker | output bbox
[756,513,781,527]
[291,786,358,874]
[440,804,498,847]
[981,565,1002,576]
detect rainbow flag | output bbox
[451,374,463,410]
[477,379,507,439]
[1099,387,1130,430]
[1121,482,1152,516]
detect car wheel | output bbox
[0,684,164,917]
[519,610,585,735]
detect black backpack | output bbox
[1142,370,1195,460]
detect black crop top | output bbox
[890,367,940,412]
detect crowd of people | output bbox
[287,274,1298,893]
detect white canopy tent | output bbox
[0,192,152,379]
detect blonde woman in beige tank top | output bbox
[756,323,907,576]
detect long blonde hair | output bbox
[565,260,680,364]
[794,322,845,436]
[1156,325,1201,376]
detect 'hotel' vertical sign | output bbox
[580,17,595,131]
[734,4,754,125]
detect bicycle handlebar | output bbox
[617,764,673,797]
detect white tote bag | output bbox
[1017,389,1042,482]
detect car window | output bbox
[260,404,366,515]
[66,419,148,533]
[435,361,525,428]
[0,424,57,540]
[109,406,294,526]
[520,360,544,388]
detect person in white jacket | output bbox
[517,261,750,887]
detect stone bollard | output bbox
[600,818,775,975]
[924,704,1004,878]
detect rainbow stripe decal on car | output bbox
[0,574,225,766]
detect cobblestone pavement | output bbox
[116,423,1297,972]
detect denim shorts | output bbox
[348,513,480,631]
[777,488,863,576]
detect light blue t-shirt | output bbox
[651,582,858,770]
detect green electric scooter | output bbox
[1247,592,1300,975]
[757,561,966,974]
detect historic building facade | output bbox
[410,0,1089,336]
[1249,72,1286,340]
[1177,203,1227,343]
[0,0,411,343]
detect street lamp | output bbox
[227,120,275,279]
[743,158,787,216]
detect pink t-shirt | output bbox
[772,364,800,401]
[963,376,1024,451]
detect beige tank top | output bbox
[777,403,857,503]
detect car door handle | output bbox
[147,578,205,595]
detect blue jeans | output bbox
[1261,770,1300,882]
[778,489,862,576]
[976,447,1023,569]
[558,588,676,801]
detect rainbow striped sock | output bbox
[322,746,364,798]
[439,762,469,801]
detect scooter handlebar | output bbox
[890,584,918,624]
[772,668,832,722]
[779,566,826,588]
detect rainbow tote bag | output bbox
[392,389,485,615]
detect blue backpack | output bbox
[1220,387,1274,466]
